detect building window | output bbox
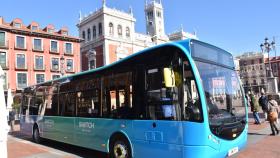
[66,59,73,72]
[89,60,96,69]
[0,32,6,47]
[109,22,114,35]
[36,74,45,84]
[62,31,68,36]
[65,43,73,54]
[48,28,54,33]
[158,11,161,18]
[93,26,96,38]
[51,58,59,70]
[52,75,60,80]
[33,38,42,51]
[0,52,7,68]
[147,11,153,19]
[50,40,58,53]
[35,56,44,70]
[17,73,27,88]
[31,25,38,31]
[98,23,102,36]
[253,80,257,85]
[82,31,86,39]
[14,23,21,28]
[87,28,91,41]
[126,27,130,37]
[16,36,25,49]
[118,25,122,36]
[16,54,26,69]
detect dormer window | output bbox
[62,31,68,36]
[48,28,54,33]
[31,25,38,31]
[14,23,21,28]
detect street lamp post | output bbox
[260,37,276,77]
[260,37,277,93]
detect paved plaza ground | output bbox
[7,114,280,158]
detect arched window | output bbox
[98,23,102,36]
[87,28,91,41]
[118,25,122,37]
[82,31,85,39]
[109,22,114,35]
[126,27,130,37]
[93,26,96,38]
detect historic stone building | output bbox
[77,0,197,71]
[236,52,268,94]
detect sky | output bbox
[1,0,280,56]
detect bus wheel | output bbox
[110,135,131,158]
[32,126,41,143]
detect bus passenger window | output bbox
[104,72,133,119]
[146,67,179,120]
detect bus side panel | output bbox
[73,118,134,153]
[42,116,75,144]
[132,140,183,158]
[132,120,184,158]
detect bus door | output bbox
[132,66,184,158]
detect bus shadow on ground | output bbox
[10,132,108,158]
[247,132,268,136]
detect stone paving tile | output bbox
[237,135,280,158]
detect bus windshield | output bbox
[195,61,246,124]
[191,40,246,134]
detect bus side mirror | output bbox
[163,68,175,88]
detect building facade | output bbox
[236,52,268,94]
[77,0,197,71]
[0,17,81,93]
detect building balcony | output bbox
[15,64,27,70]
[50,68,60,72]
[0,40,9,49]
[17,84,27,89]
[49,49,59,54]
[0,63,9,70]
[14,44,27,51]
[64,51,74,56]
[32,47,44,52]
[65,69,75,73]
[34,65,45,71]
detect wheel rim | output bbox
[113,141,128,158]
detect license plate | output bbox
[228,147,239,157]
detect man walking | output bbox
[250,93,261,124]
[259,91,268,121]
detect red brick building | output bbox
[0,17,81,93]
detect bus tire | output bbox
[109,134,132,158]
[32,125,41,143]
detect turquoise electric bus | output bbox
[20,39,247,158]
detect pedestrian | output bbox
[258,91,268,121]
[9,110,15,132]
[245,92,251,107]
[250,93,261,124]
[267,95,279,136]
